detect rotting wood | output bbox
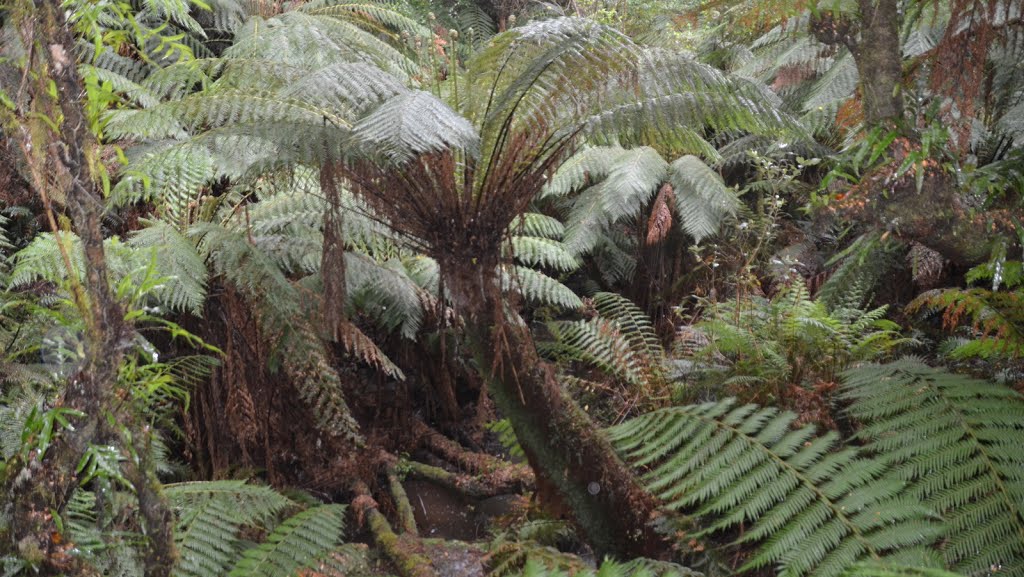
[404,460,530,499]
[351,481,439,577]
[387,466,419,535]
[412,418,534,486]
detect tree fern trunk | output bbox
[321,160,347,336]
[444,263,664,559]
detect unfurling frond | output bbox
[842,359,1024,577]
[608,401,943,577]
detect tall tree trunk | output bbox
[321,160,347,336]
[443,261,664,559]
[852,0,903,126]
[2,1,175,574]
[811,0,903,127]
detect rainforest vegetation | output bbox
[0,0,1022,576]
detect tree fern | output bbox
[842,359,1024,577]
[608,400,943,577]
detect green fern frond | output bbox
[0,386,47,460]
[129,220,208,314]
[540,146,627,200]
[227,504,346,577]
[505,557,700,577]
[508,236,580,272]
[509,213,566,240]
[842,359,1024,577]
[802,52,856,113]
[608,400,943,577]
[167,480,293,577]
[452,1,496,48]
[353,89,480,163]
[501,265,583,311]
[300,1,429,38]
[561,146,667,253]
[841,563,965,577]
[542,318,644,385]
[592,292,663,362]
[345,253,425,339]
[598,147,669,221]
[668,155,739,244]
[83,64,160,108]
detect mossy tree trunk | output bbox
[1,1,175,574]
[442,259,664,560]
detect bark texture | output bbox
[853,0,904,126]
[2,2,175,574]
[445,264,664,559]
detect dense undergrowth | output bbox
[0,0,1022,576]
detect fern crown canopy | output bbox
[353,89,481,163]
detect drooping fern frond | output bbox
[193,223,363,441]
[907,287,1024,360]
[592,292,663,362]
[129,220,208,314]
[667,155,739,244]
[608,400,943,577]
[507,236,580,272]
[542,318,647,385]
[64,489,145,577]
[842,359,1024,577]
[345,252,425,340]
[227,504,346,577]
[501,265,583,311]
[353,89,480,163]
[508,213,566,240]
